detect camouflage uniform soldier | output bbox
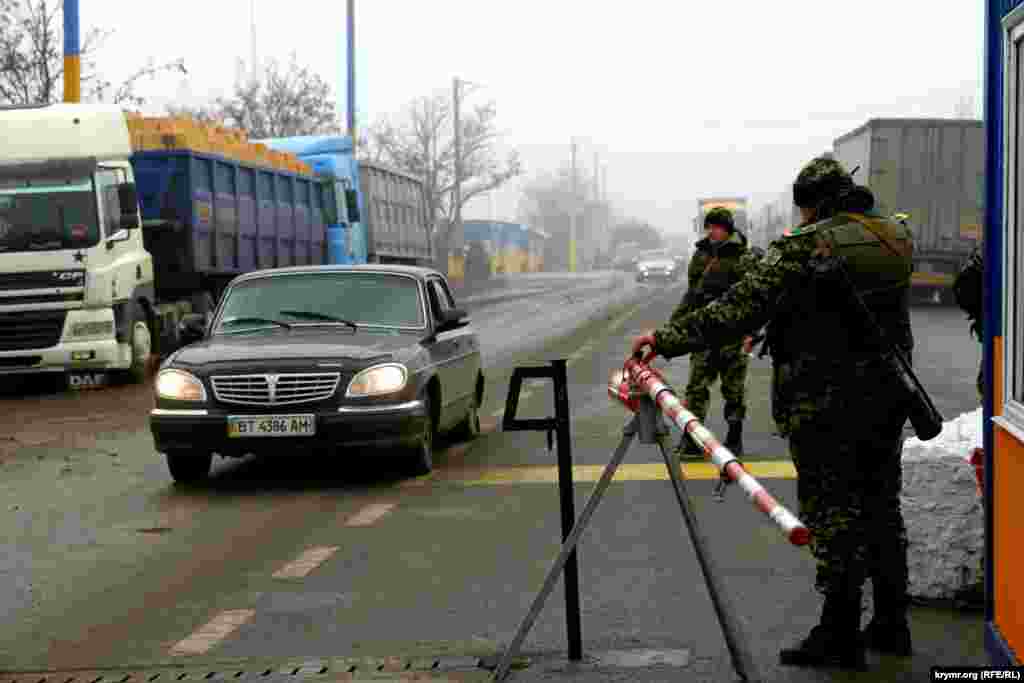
[675,207,751,457]
[953,244,984,401]
[631,157,915,670]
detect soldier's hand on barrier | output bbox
[742,336,754,354]
[630,332,658,363]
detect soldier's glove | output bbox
[630,332,658,364]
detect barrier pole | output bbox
[617,358,810,546]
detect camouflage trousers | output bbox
[684,342,749,424]
[786,373,909,604]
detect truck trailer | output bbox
[0,103,337,384]
[832,118,984,304]
[259,135,433,268]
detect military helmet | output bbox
[792,156,855,209]
[704,207,735,233]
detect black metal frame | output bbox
[492,366,761,682]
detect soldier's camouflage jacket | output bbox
[675,230,749,320]
[652,211,915,437]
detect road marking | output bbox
[431,461,796,486]
[170,609,256,656]
[272,546,339,579]
[344,502,397,527]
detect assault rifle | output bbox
[814,255,944,441]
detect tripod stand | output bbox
[491,392,762,682]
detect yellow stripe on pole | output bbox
[63,54,81,103]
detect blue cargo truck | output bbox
[259,135,433,268]
[0,103,337,385]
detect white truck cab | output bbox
[0,103,154,382]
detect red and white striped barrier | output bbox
[608,358,811,547]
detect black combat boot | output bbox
[780,594,867,670]
[862,618,912,656]
[723,420,744,457]
[862,586,913,655]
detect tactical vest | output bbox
[768,213,914,361]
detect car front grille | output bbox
[0,310,67,351]
[211,372,342,406]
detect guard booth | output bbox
[983,0,1024,666]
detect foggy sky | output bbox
[83,1,984,234]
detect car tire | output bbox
[453,398,481,442]
[407,397,435,477]
[165,451,212,484]
[122,301,154,384]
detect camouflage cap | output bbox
[704,207,735,232]
[793,156,854,209]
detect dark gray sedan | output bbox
[149,265,484,484]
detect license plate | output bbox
[227,414,316,438]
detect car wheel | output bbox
[122,302,153,384]
[407,397,435,476]
[165,451,212,484]
[454,398,481,442]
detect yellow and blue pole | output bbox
[63,0,81,103]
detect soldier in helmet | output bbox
[674,206,752,458]
[631,156,915,670]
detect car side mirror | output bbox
[117,182,138,218]
[438,308,469,332]
[178,313,207,345]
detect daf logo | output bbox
[266,374,280,403]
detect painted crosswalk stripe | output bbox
[272,546,339,579]
[344,502,397,527]
[170,609,255,656]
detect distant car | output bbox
[635,258,678,283]
[149,265,484,484]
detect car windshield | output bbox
[0,175,100,252]
[214,271,425,334]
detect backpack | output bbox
[953,248,984,339]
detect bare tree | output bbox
[518,166,617,271]
[364,87,522,259]
[0,0,185,107]
[171,54,341,139]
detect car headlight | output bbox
[346,363,408,397]
[155,369,207,402]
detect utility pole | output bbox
[592,152,600,271]
[570,139,577,273]
[453,77,463,272]
[63,0,80,102]
[347,0,357,144]
[250,0,258,84]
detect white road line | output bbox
[344,502,397,527]
[272,546,339,579]
[170,609,255,656]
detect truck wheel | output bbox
[124,302,153,384]
[165,451,212,485]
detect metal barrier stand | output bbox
[499,359,582,662]
[491,379,762,682]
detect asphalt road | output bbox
[0,279,986,683]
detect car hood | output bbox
[171,327,424,368]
